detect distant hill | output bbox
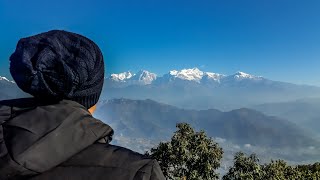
[253,98,320,135]
[95,98,319,148]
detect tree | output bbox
[297,162,320,179]
[223,152,320,180]
[262,160,301,180]
[147,123,223,180]
[223,152,264,180]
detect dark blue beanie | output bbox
[9,30,104,109]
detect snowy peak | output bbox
[109,70,157,85]
[169,70,178,76]
[203,72,226,82]
[0,76,10,82]
[231,71,263,80]
[0,76,15,84]
[111,71,133,82]
[131,70,157,85]
[167,68,227,83]
[168,68,204,82]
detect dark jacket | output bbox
[0,98,165,180]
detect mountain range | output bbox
[103,68,320,111]
[107,68,263,85]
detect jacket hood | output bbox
[0,97,113,179]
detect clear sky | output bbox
[0,0,320,86]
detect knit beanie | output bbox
[9,30,104,109]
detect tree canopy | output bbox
[223,152,320,180]
[148,123,320,179]
[148,123,224,180]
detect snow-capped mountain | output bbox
[219,71,265,85]
[109,70,157,85]
[202,72,226,83]
[0,76,15,84]
[157,68,227,84]
[230,71,263,81]
[107,68,263,85]
[205,72,226,80]
[167,68,204,82]
[0,75,29,100]
[130,70,157,85]
[102,68,320,111]
[110,72,133,82]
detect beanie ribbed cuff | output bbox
[71,93,101,109]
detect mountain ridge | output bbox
[95,98,319,148]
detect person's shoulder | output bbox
[0,97,38,107]
[0,97,64,112]
[59,143,166,180]
[63,143,153,168]
[30,144,166,180]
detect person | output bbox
[0,30,166,180]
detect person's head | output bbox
[9,30,104,114]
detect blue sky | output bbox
[0,0,320,85]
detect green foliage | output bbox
[222,152,264,180]
[296,162,320,179]
[147,123,320,180]
[223,152,320,180]
[148,123,223,180]
[262,160,301,180]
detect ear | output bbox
[88,104,97,115]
